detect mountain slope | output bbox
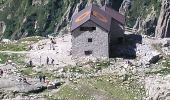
[0,0,169,39]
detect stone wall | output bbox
[72,21,109,59]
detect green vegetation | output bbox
[45,75,144,100]
[126,0,161,27]
[1,0,162,38]
[20,67,56,80]
[0,43,27,51]
[146,58,170,75]
[63,60,111,74]
[18,36,45,43]
[0,0,80,39]
[0,53,25,64]
[0,36,44,51]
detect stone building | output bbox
[71,4,125,59]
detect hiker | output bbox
[0,69,3,76]
[23,77,27,83]
[51,58,54,65]
[42,75,46,83]
[29,60,33,67]
[53,46,55,50]
[46,57,49,65]
[18,76,22,82]
[23,77,31,85]
[51,38,56,44]
[29,45,33,50]
[39,75,42,82]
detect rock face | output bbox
[143,8,157,36]
[0,21,6,34]
[155,0,170,38]
[133,7,158,36]
[119,0,131,15]
[32,0,42,6]
[133,17,142,33]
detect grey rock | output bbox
[161,38,170,47]
[0,21,6,34]
[32,0,42,6]
[119,0,131,15]
[148,52,160,64]
[133,17,142,32]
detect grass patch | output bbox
[0,36,45,51]
[146,58,170,75]
[63,60,111,74]
[0,53,25,64]
[18,36,45,43]
[0,0,78,39]
[46,75,144,100]
[20,67,56,80]
[0,43,27,51]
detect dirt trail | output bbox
[26,34,75,67]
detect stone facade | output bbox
[72,21,109,59]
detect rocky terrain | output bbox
[0,31,169,100]
[0,0,170,100]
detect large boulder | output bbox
[143,51,160,64]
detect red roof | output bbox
[71,4,125,32]
[101,5,125,25]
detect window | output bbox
[80,27,96,31]
[84,50,92,55]
[88,38,92,42]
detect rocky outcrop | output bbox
[133,7,158,36]
[0,21,6,34]
[133,17,142,33]
[155,0,170,38]
[119,0,131,15]
[143,8,157,36]
[32,0,42,6]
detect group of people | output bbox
[46,57,55,65]
[18,76,29,84]
[39,75,46,82]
